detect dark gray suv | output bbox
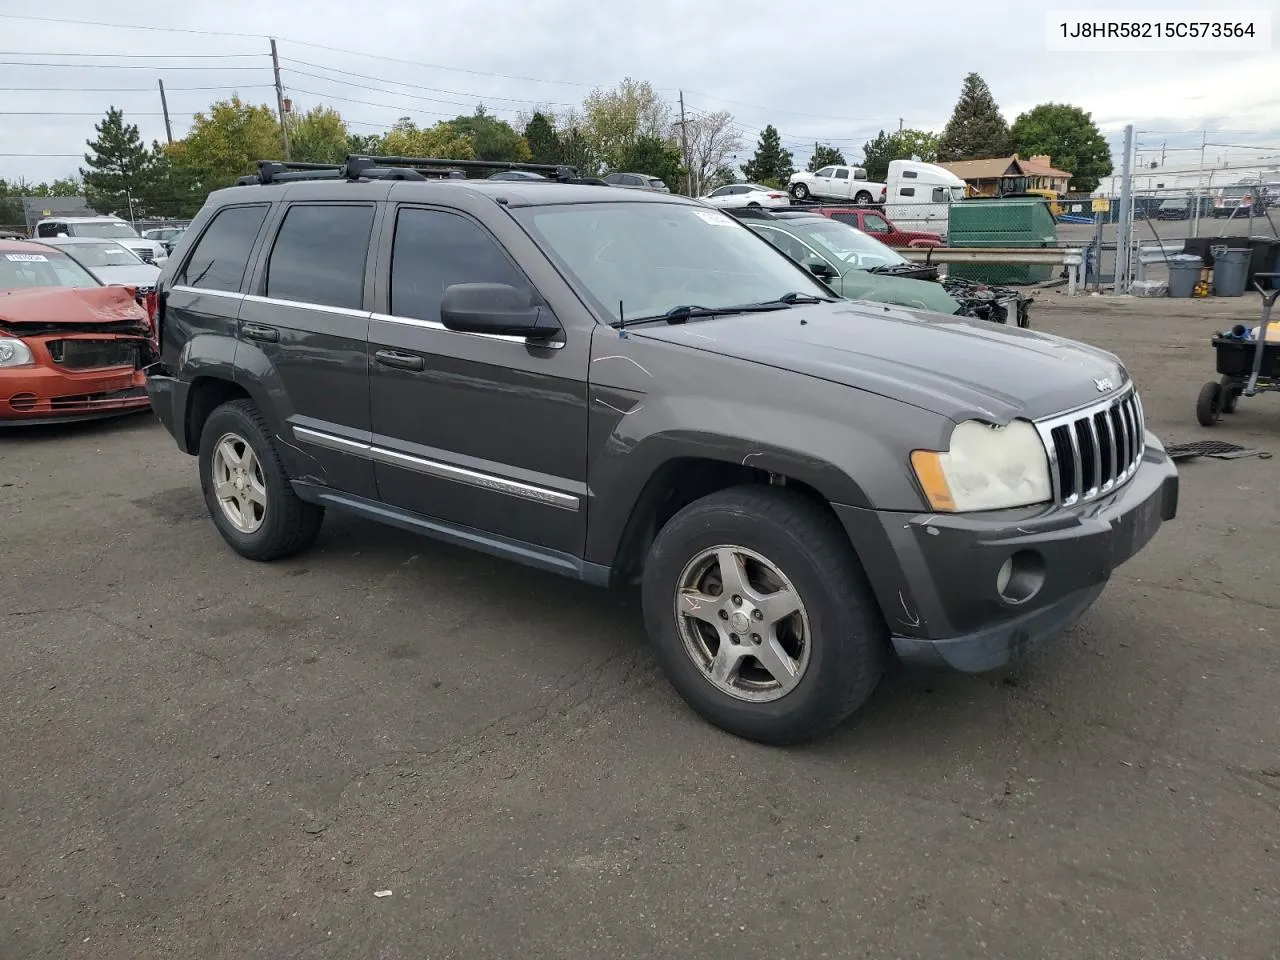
[146,156,1179,745]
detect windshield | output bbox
[69,221,139,239]
[783,219,910,269]
[62,241,143,268]
[949,186,966,202]
[0,249,101,290]
[512,202,832,321]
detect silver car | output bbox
[33,237,162,290]
[603,172,671,192]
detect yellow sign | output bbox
[1092,198,1111,213]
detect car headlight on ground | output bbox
[0,337,34,368]
[911,419,1052,512]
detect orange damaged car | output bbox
[1,239,156,427]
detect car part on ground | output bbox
[942,277,1033,328]
[145,152,1178,745]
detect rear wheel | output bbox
[1219,376,1241,413]
[198,399,324,561]
[641,485,888,745]
[791,183,810,201]
[854,190,873,204]
[1196,380,1222,427]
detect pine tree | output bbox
[807,144,846,172]
[742,125,794,185]
[937,73,1012,161]
[523,112,563,166]
[80,107,159,216]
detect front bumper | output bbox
[1,362,150,427]
[835,434,1179,673]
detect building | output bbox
[1093,159,1280,197]
[20,195,96,233]
[936,154,1073,197]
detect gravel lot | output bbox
[2,293,1278,960]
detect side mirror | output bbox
[440,283,560,341]
[807,261,837,281]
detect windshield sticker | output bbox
[692,209,736,226]
[4,253,49,262]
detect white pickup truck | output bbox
[787,165,888,204]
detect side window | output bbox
[390,207,531,324]
[833,169,850,180]
[903,170,918,179]
[899,187,916,197]
[831,213,858,226]
[815,167,835,179]
[931,187,948,203]
[37,222,61,238]
[863,214,890,233]
[709,186,730,197]
[265,203,375,310]
[178,204,269,292]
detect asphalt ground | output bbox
[1,293,1278,960]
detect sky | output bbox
[1,0,1278,187]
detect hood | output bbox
[92,264,162,287]
[630,300,1127,423]
[0,285,149,326]
[835,270,960,316]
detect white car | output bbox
[699,183,792,208]
[33,216,168,266]
[34,237,162,290]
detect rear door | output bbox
[237,201,379,499]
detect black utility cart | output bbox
[1198,274,1280,426]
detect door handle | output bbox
[241,323,279,343]
[374,349,425,372]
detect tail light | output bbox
[768,193,784,199]
[879,187,887,201]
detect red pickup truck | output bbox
[807,206,944,247]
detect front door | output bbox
[237,201,379,499]
[367,204,589,556]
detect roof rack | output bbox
[238,154,592,187]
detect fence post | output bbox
[1114,124,1135,293]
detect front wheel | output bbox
[641,486,888,745]
[854,190,873,204]
[198,399,325,561]
[790,183,810,201]
[1196,380,1222,427]
[1219,376,1241,413]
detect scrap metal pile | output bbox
[942,277,1032,328]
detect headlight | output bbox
[911,419,1052,512]
[0,337,34,368]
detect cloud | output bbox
[2,0,1277,187]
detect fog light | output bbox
[996,550,1045,604]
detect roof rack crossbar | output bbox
[348,154,579,180]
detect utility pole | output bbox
[157,79,173,145]
[1192,129,1208,238]
[898,117,904,133]
[270,38,291,160]
[1115,123,1135,293]
[677,91,692,196]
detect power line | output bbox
[0,59,268,70]
[2,84,274,92]
[0,50,263,59]
[282,69,523,112]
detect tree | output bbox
[1010,102,1113,193]
[861,128,941,181]
[79,107,160,215]
[142,142,204,219]
[682,111,742,196]
[705,164,738,190]
[172,96,282,190]
[288,106,351,164]
[450,106,531,165]
[617,135,684,192]
[742,125,795,188]
[937,73,1011,161]
[347,132,384,155]
[523,112,563,165]
[807,144,846,172]
[581,78,671,171]
[379,117,475,161]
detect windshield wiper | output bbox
[866,263,918,274]
[612,301,793,328]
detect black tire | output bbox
[1219,376,1241,413]
[640,485,888,745]
[1196,381,1222,427]
[791,183,809,201]
[854,190,873,204]
[197,398,324,561]
[747,201,761,208]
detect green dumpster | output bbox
[947,199,1059,285]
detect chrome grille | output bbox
[134,248,155,263]
[1036,387,1145,506]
